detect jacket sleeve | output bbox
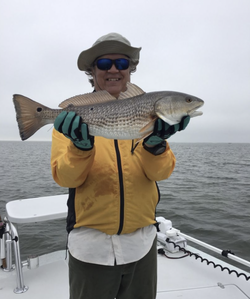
[51,129,95,188]
[140,141,176,181]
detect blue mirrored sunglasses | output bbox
[95,58,130,71]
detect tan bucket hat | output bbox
[77,32,141,71]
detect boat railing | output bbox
[1,220,13,272]
[1,218,29,294]
[178,231,250,269]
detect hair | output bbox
[85,59,139,87]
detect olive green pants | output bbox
[68,237,157,299]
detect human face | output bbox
[92,54,130,98]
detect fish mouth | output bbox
[189,101,204,118]
[189,110,203,117]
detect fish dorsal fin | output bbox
[59,91,116,108]
[118,82,145,100]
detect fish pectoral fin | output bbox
[118,82,145,100]
[59,91,116,108]
[139,118,157,133]
[155,111,178,126]
[134,132,152,145]
[134,118,157,144]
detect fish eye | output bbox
[186,98,192,103]
[37,107,42,112]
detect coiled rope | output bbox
[158,238,250,281]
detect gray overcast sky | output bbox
[1,0,250,143]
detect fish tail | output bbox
[13,94,52,140]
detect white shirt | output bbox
[68,225,156,266]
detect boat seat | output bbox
[6,194,68,223]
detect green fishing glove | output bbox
[144,116,190,146]
[54,111,94,150]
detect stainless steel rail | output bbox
[3,218,28,294]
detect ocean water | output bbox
[0,141,249,263]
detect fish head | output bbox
[154,92,204,125]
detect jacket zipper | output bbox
[114,140,124,235]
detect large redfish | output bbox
[13,83,204,141]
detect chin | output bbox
[107,86,124,97]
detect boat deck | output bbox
[157,247,250,298]
[1,245,250,298]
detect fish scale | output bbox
[68,94,155,139]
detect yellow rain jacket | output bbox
[51,129,176,235]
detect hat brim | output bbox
[77,40,141,71]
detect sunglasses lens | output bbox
[96,59,129,70]
[115,59,129,70]
[96,59,113,70]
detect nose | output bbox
[108,63,119,72]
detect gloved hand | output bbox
[144,116,190,146]
[54,111,94,150]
